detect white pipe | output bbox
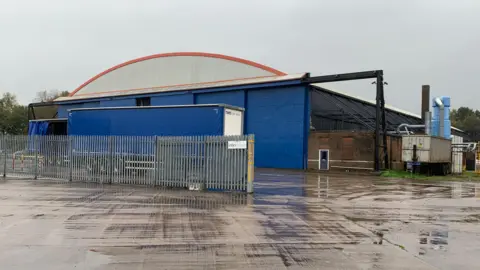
[396,123,425,134]
[451,143,478,152]
[434,97,444,108]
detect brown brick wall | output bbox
[308,131,403,171]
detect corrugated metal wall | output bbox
[57,102,101,118]
[194,86,308,169]
[245,86,308,169]
[68,106,225,136]
[195,90,245,107]
[452,135,464,174]
[56,84,309,169]
[152,93,193,105]
[100,99,135,107]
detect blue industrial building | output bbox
[55,75,311,169]
[29,52,466,170]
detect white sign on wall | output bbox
[224,108,243,136]
[228,141,247,149]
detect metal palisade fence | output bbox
[0,135,254,193]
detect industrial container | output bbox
[402,135,452,175]
[402,135,451,163]
[67,104,244,136]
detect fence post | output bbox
[154,137,159,186]
[34,136,39,180]
[108,136,114,184]
[246,135,255,193]
[203,136,208,189]
[68,136,73,182]
[2,135,6,178]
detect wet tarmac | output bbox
[0,171,479,269]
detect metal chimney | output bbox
[421,85,430,121]
[425,111,431,135]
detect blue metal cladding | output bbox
[58,100,134,118]
[151,93,193,105]
[194,85,308,169]
[303,88,311,169]
[68,106,225,137]
[57,79,309,169]
[57,102,100,118]
[100,99,135,107]
[194,90,245,108]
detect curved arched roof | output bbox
[70,52,286,97]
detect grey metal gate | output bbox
[0,135,254,193]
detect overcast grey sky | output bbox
[1,0,479,113]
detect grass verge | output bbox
[380,170,480,181]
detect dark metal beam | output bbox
[373,71,389,171]
[304,70,382,84]
[314,112,378,121]
[312,113,365,124]
[374,72,382,171]
[28,104,36,121]
[28,101,56,107]
[307,70,388,171]
[379,73,389,170]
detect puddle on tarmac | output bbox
[418,225,449,256]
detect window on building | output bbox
[136,97,151,107]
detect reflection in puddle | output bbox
[418,225,449,256]
[317,175,329,199]
[448,182,479,199]
[410,181,477,199]
[452,182,463,198]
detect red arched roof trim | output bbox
[69,52,286,96]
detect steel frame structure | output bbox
[304,70,388,171]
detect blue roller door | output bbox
[246,86,308,169]
[194,86,308,169]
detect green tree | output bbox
[0,90,69,135]
[0,93,28,135]
[7,105,28,134]
[450,106,480,141]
